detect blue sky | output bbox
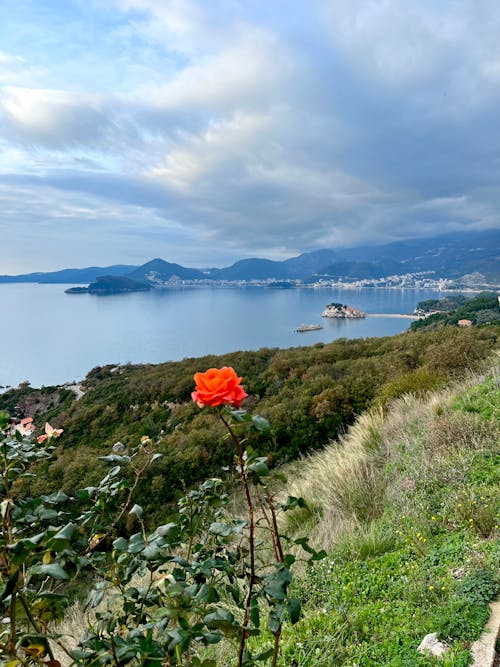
[1,0,499,272]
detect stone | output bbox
[417,633,449,658]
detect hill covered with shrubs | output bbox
[411,291,500,330]
[1,325,498,522]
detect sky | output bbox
[1,0,500,273]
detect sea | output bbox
[0,283,444,388]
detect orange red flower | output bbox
[192,367,248,408]
[37,422,63,444]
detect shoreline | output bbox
[366,313,418,319]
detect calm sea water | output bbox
[0,284,443,388]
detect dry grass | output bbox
[50,603,94,665]
[282,408,387,550]
[281,358,499,552]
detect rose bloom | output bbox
[192,367,248,408]
[37,422,64,444]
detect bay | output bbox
[0,283,443,388]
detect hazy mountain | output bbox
[329,230,500,279]
[282,249,339,276]
[127,258,206,282]
[316,260,402,280]
[208,258,290,281]
[0,229,498,284]
[0,265,136,284]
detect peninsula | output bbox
[65,275,151,295]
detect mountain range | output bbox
[0,230,498,284]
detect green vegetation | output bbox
[0,331,498,665]
[411,292,500,330]
[238,367,499,665]
[2,326,499,523]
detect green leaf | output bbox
[98,454,131,463]
[287,597,301,624]
[112,537,128,550]
[209,522,232,537]
[195,584,219,604]
[142,543,160,560]
[37,507,59,521]
[263,566,291,601]
[248,457,270,476]
[251,415,270,432]
[249,597,260,628]
[29,563,69,580]
[225,408,251,422]
[204,610,239,637]
[52,522,76,541]
[168,627,191,651]
[279,495,307,511]
[129,504,143,518]
[88,587,105,608]
[42,490,69,504]
[268,603,286,634]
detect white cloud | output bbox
[1,0,500,270]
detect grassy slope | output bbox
[263,362,500,666]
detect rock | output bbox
[418,633,449,658]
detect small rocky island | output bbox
[65,275,151,295]
[322,303,366,318]
[296,323,323,332]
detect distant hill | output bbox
[0,264,136,284]
[1,229,498,284]
[326,230,500,280]
[208,258,290,281]
[127,258,206,282]
[411,292,500,330]
[316,260,401,280]
[66,276,152,295]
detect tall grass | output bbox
[283,358,499,552]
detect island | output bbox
[322,303,366,318]
[295,324,323,332]
[65,275,152,295]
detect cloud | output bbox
[1,0,500,271]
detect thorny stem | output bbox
[267,492,286,667]
[219,412,256,667]
[112,449,153,529]
[267,492,284,563]
[271,628,282,667]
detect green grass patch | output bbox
[453,375,500,420]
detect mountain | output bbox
[316,259,402,280]
[282,249,339,276]
[326,230,500,279]
[0,264,136,284]
[127,258,206,283]
[208,258,290,281]
[0,229,498,284]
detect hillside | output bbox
[2,325,498,523]
[231,364,500,665]
[411,292,500,330]
[10,353,498,666]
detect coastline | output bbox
[366,313,418,319]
